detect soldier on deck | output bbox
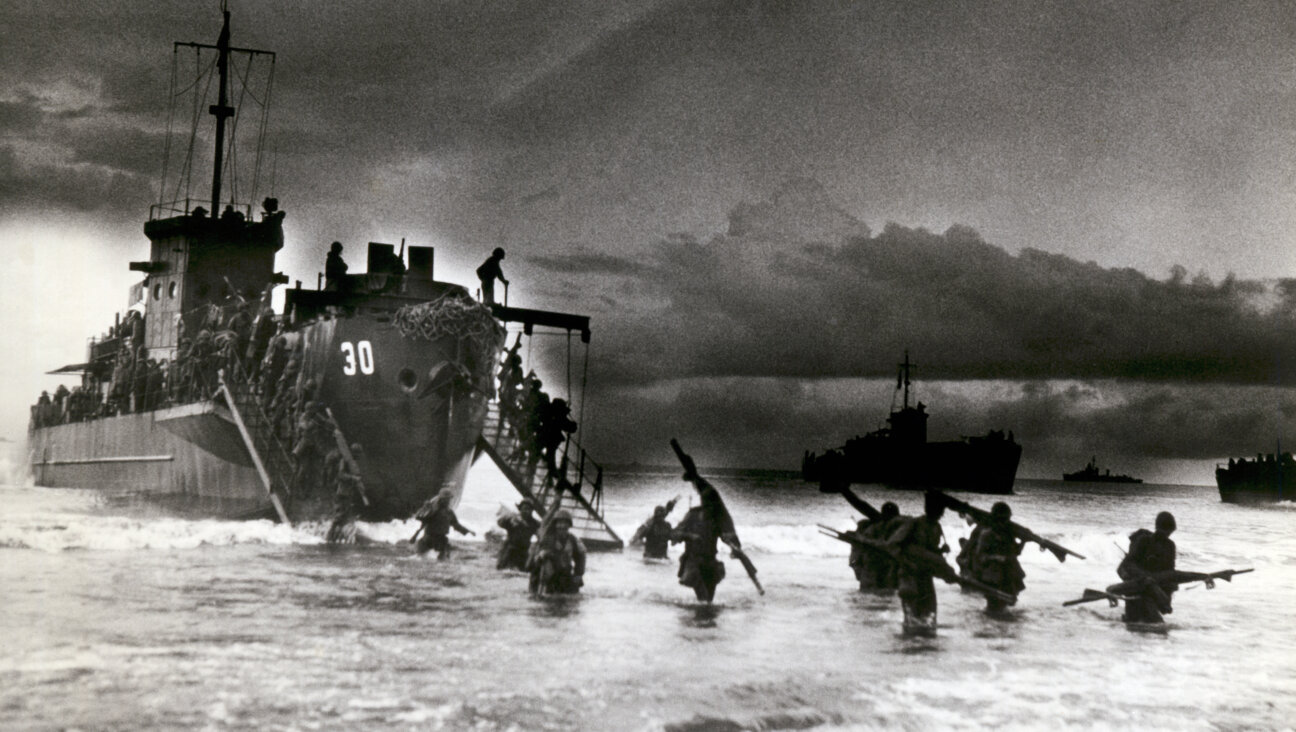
[496,497,541,571]
[324,242,348,291]
[528,509,586,596]
[257,331,288,406]
[245,306,276,380]
[476,247,509,305]
[226,304,253,372]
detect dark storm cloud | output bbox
[529,251,647,277]
[66,125,166,178]
[0,144,151,214]
[565,179,1296,387]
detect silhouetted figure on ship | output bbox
[143,359,165,411]
[476,247,509,305]
[528,509,586,596]
[630,499,678,560]
[966,501,1026,613]
[246,305,276,379]
[411,487,475,559]
[1114,511,1178,623]
[220,204,244,224]
[33,391,51,427]
[324,242,348,291]
[257,331,288,406]
[496,497,541,571]
[52,385,70,423]
[226,304,252,368]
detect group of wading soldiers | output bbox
[392,437,758,604]
[621,465,1247,631]
[811,477,1247,631]
[335,425,1245,627]
[398,485,588,598]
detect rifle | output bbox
[670,438,764,595]
[1062,588,1137,607]
[821,524,1017,606]
[933,491,1083,562]
[324,407,369,506]
[1107,568,1253,595]
[670,438,700,481]
[725,540,765,595]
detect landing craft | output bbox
[1215,449,1294,503]
[25,6,622,549]
[802,351,1022,494]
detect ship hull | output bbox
[28,406,269,517]
[1216,467,1293,504]
[828,439,1022,494]
[28,309,498,524]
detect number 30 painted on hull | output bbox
[340,341,374,375]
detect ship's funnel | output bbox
[408,246,434,280]
[368,242,396,272]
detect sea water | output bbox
[1,461,1293,731]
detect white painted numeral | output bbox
[357,341,374,374]
[340,341,375,376]
[340,342,357,375]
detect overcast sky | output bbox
[3,0,1296,483]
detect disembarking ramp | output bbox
[477,401,623,550]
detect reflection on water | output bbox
[680,603,721,629]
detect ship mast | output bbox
[209,5,234,218]
[899,350,914,409]
[174,2,273,219]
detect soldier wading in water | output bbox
[528,509,586,596]
[669,441,759,603]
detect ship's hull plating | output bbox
[29,406,267,516]
[1216,467,1293,504]
[28,311,498,523]
[824,439,1022,494]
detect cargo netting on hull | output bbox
[393,292,504,370]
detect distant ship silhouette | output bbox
[802,352,1021,494]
